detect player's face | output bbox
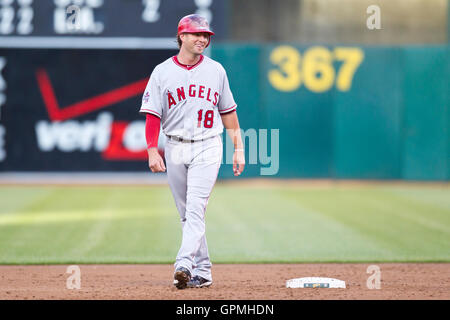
[181,33,209,54]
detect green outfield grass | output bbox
[0,183,449,264]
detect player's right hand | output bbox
[147,148,166,172]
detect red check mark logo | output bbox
[36,69,148,121]
[35,69,151,161]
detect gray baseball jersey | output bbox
[140,55,237,140]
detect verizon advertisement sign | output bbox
[0,49,175,171]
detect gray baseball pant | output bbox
[165,135,222,281]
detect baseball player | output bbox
[140,14,245,289]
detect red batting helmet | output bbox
[177,14,215,48]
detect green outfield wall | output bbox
[212,45,449,180]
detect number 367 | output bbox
[268,46,364,93]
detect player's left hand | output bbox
[233,150,245,176]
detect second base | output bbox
[286,277,346,289]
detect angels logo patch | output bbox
[143,91,150,104]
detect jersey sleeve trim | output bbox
[139,108,162,118]
[219,104,237,114]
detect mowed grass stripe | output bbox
[1,187,110,263]
[0,187,181,264]
[208,187,391,262]
[0,184,448,264]
[282,187,450,261]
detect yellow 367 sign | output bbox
[268,46,364,93]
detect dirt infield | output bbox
[0,263,448,300]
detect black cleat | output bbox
[187,276,212,288]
